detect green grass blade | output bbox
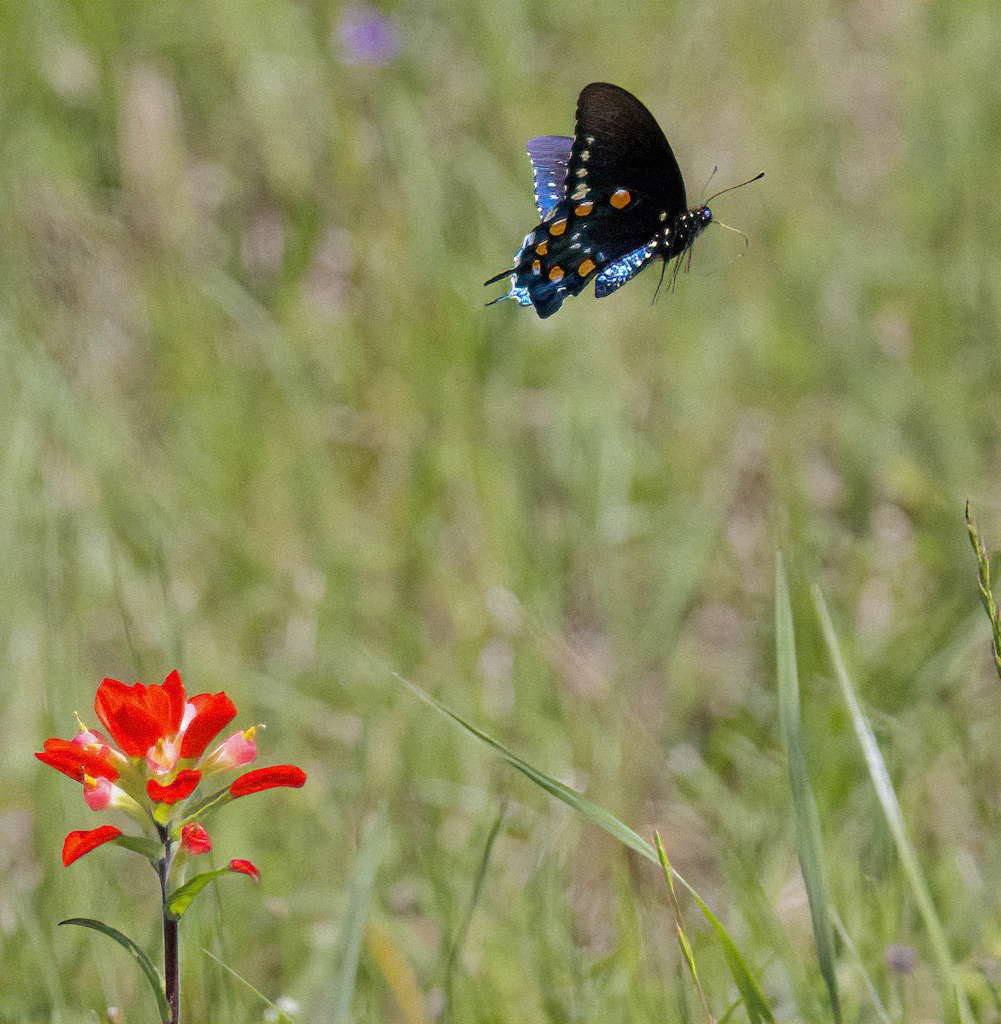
[403,678,655,861]
[775,555,840,1022]
[655,832,713,1023]
[201,946,292,1020]
[681,886,774,1024]
[812,585,971,1024]
[966,502,1001,681]
[403,677,773,1022]
[446,803,506,991]
[829,908,891,1024]
[59,918,171,1023]
[334,811,389,1024]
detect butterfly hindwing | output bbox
[526,136,573,218]
[486,187,670,318]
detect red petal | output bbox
[62,825,123,866]
[228,859,261,882]
[229,765,306,798]
[181,823,212,855]
[179,691,237,760]
[147,768,202,804]
[36,738,119,783]
[95,672,187,757]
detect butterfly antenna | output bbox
[706,171,764,205]
[699,165,719,200]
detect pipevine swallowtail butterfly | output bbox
[485,82,763,318]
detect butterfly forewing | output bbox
[568,84,687,212]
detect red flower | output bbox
[147,769,201,805]
[95,670,187,758]
[63,825,123,866]
[36,737,119,783]
[37,671,306,885]
[230,765,307,798]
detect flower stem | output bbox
[164,914,180,1024]
[158,842,180,1024]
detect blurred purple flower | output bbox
[336,4,400,66]
[884,943,916,976]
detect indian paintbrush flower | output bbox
[36,671,306,1023]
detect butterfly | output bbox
[485,82,763,318]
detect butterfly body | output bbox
[486,83,754,319]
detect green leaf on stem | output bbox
[177,782,234,827]
[59,917,172,1024]
[167,865,241,920]
[112,834,164,863]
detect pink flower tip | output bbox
[83,775,115,811]
[229,765,306,799]
[181,823,212,855]
[229,859,261,882]
[203,727,257,772]
[62,825,123,866]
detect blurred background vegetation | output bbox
[2,0,1001,1020]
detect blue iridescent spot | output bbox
[593,241,658,298]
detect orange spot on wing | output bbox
[532,260,542,275]
[610,189,631,209]
[548,267,564,282]
[549,218,568,236]
[578,258,596,277]
[535,240,548,255]
[574,201,594,217]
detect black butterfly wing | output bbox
[526,136,573,218]
[568,83,687,212]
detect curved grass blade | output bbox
[775,555,840,1022]
[402,677,773,1023]
[201,946,293,1021]
[60,918,171,1023]
[403,678,657,860]
[812,585,971,1024]
[682,886,774,1024]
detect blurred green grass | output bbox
[2,0,1001,1020]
